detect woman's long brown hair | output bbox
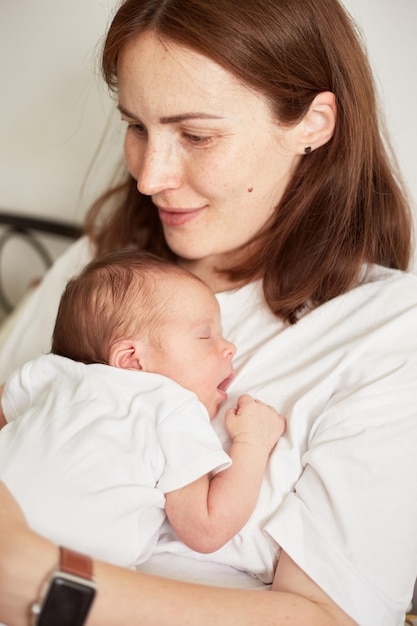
[85,0,413,323]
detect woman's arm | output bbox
[91,551,357,626]
[0,482,57,626]
[0,483,356,626]
[165,395,286,553]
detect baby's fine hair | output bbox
[51,250,199,364]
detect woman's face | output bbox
[118,32,302,288]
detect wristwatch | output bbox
[30,546,96,626]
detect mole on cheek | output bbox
[247,187,253,193]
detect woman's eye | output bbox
[120,114,145,133]
[120,116,146,136]
[128,123,146,135]
[183,133,211,146]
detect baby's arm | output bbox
[165,394,285,553]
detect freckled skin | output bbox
[117,31,302,290]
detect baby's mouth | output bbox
[217,372,234,396]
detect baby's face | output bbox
[143,276,235,418]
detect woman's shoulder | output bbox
[0,237,95,383]
[218,265,417,311]
[301,264,417,341]
[347,264,417,315]
[360,263,417,288]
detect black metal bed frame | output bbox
[0,210,82,315]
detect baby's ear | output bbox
[109,339,143,371]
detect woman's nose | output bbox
[136,140,182,196]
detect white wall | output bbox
[0,0,416,237]
[0,0,122,224]
[342,0,417,239]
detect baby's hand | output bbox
[224,394,286,454]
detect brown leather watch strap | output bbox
[59,546,94,581]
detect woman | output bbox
[0,0,416,624]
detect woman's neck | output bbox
[178,257,245,293]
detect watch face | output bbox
[37,575,96,626]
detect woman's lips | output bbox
[157,206,206,227]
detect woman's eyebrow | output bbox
[117,103,223,124]
[117,103,139,119]
[159,112,223,124]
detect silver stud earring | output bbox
[304,146,312,154]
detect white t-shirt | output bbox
[1,236,417,626]
[0,354,231,568]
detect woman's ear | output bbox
[297,91,336,154]
[109,339,144,371]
